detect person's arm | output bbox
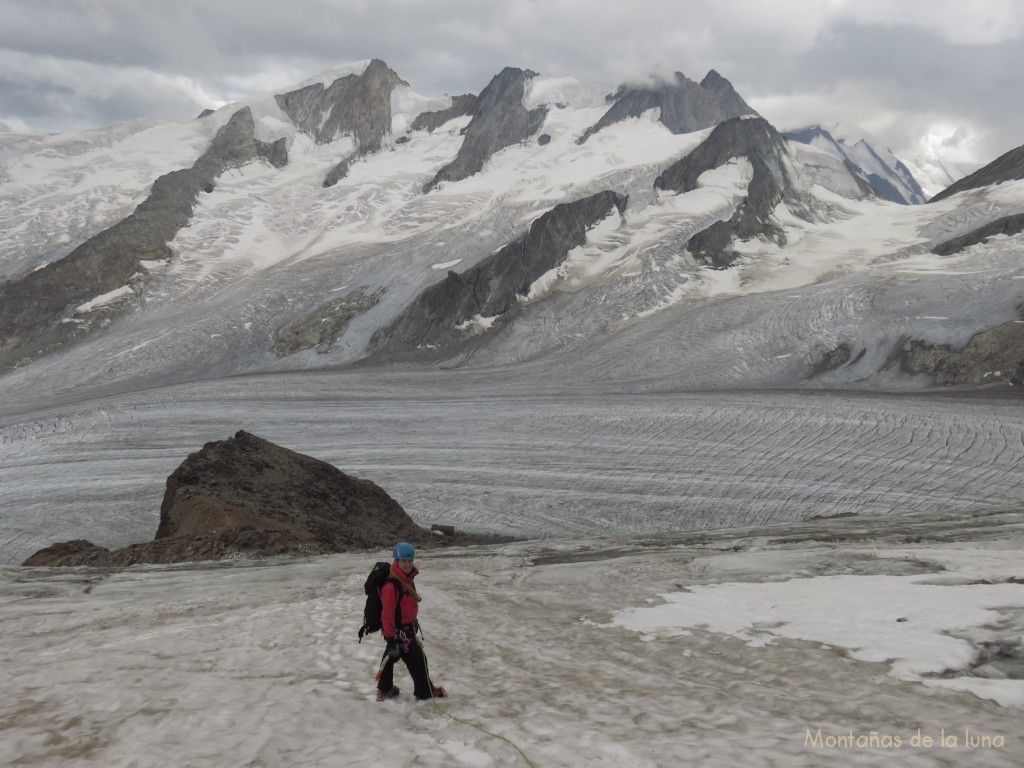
[380,580,399,639]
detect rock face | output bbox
[273,59,408,187]
[698,69,757,118]
[656,117,799,268]
[273,287,384,356]
[578,70,756,145]
[896,317,1024,386]
[0,108,283,370]
[411,94,478,133]
[22,431,431,566]
[423,68,547,192]
[276,59,407,149]
[370,190,627,359]
[930,143,1024,203]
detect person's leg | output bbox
[400,640,435,699]
[377,654,397,693]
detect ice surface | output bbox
[3,375,1024,568]
[2,508,1020,767]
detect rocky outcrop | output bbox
[273,60,408,188]
[276,59,407,148]
[423,68,547,192]
[656,117,797,268]
[0,108,282,370]
[698,70,756,118]
[932,214,1024,256]
[22,431,433,566]
[273,287,384,356]
[370,190,627,358]
[930,143,1024,203]
[411,94,478,133]
[578,70,757,145]
[22,540,112,567]
[896,317,1024,386]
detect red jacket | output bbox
[380,563,420,639]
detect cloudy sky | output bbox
[1,0,1021,170]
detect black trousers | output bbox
[378,638,436,700]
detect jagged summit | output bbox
[657,117,801,268]
[699,69,756,117]
[423,67,547,192]
[578,69,757,144]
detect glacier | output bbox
[0,60,1023,766]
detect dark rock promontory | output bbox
[23,431,432,566]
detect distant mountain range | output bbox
[1,59,1022,408]
[783,125,931,204]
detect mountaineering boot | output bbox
[431,686,447,699]
[376,686,400,701]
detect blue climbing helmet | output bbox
[393,542,416,561]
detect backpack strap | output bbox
[383,577,404,632]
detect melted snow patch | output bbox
[612,574,1024,707]
[75,285,134,313]
[456,314,500,334]
[432,259,463,270]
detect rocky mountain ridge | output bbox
[0,58,1022,401]
[578,69,757,144]
[929,143,1024,203]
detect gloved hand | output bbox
[385,638,401,661]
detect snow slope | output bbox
[2,508,1020,767]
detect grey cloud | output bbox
[780,21,1024,160]
[0,1,1020,169]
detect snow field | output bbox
[1,508,1021,767]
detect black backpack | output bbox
[358,561,401,642]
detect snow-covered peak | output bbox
[785,125,927,204]
[900,155,962,200]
